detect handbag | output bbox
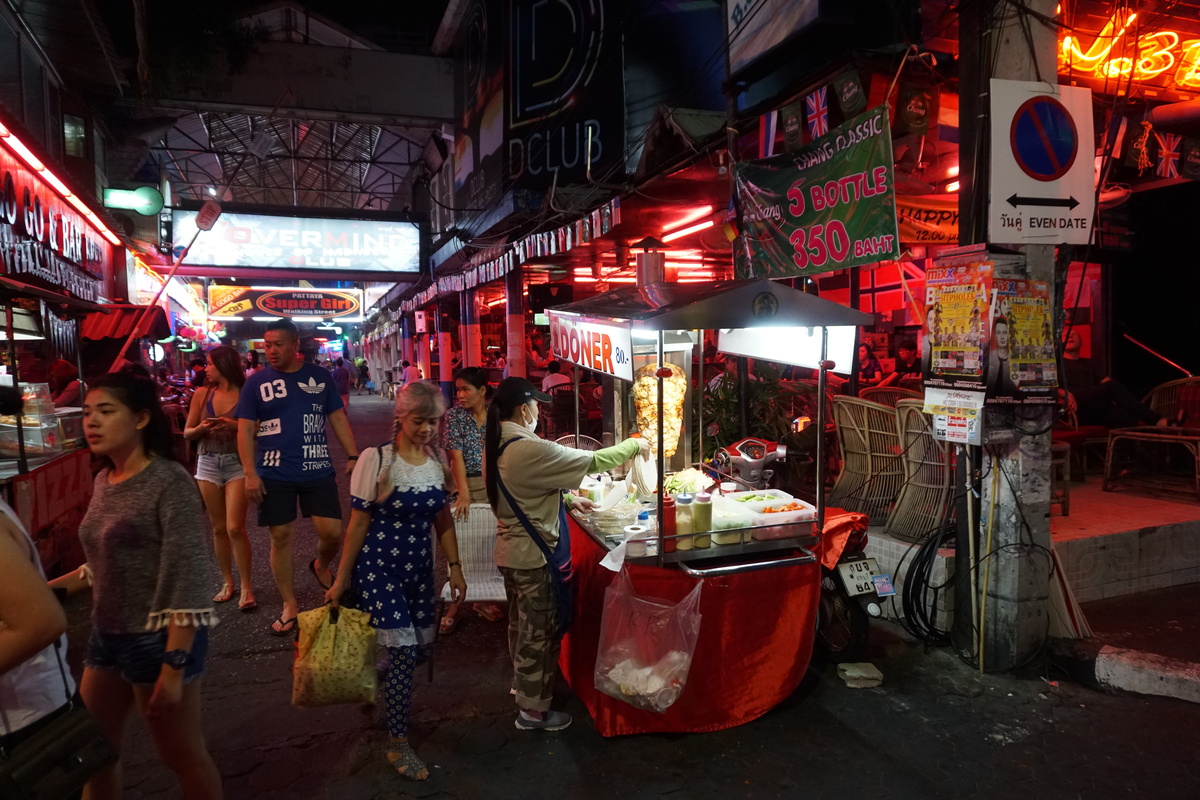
[495,439,576,634]
[292,604,378,708]
[0,531,117,799]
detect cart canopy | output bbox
[546,279,873,331]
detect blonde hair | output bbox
[375,382,451,504]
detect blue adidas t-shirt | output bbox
[235,362,344,482]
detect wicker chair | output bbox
[828,396,905,523]
[884,400,954,542]
[1144,376,1200,425]
[898,377,925,393]
[860,386,922,408]
[440,504,506,604]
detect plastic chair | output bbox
[440,504,506,604]
[828,396,905,523]
[1144,377,1200,425]
[884,400,954,541]
[860,386,922,408]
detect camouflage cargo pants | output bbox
[500,565,560,713]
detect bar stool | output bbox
[1050,441,1071,516]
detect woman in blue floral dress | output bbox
[327,382,466,782]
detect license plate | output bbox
[837,558,881,596]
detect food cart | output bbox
[0,277,107,573]
[546,279,872,735]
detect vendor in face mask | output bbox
[484,377,650,732]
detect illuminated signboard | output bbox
[174,210,421,272]
[1059,3,1200,99]
[0,122,113,301]
[727,0,818,76]
[208,285,363,321]
[547,312,633,383]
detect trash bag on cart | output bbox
[594,568,702,713]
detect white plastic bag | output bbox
[593,569,702,713]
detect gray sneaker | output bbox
[514,710,572,731]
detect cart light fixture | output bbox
[944,181,960,193]
[0,121,123,245]
[661,219,715,243]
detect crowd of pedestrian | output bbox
[0,317,650,797]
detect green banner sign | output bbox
[735,105,901,278]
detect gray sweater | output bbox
[79,458,217,634]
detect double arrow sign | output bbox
[1006,194,1080,210]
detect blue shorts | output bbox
[195,452,245,487]
[85,627,209,685]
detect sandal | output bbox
[269,615,297,636]
[385,738,428,781]
[475,602,505,622]
[309,558,333,590]
[213,584,234,603]
[239,594,258,612]
[439,604,462,635]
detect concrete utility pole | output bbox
[958,0,1058,670]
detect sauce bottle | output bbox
[674,492,694,551]
[661,495,677,553]
[692,492,712,549]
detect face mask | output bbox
[523,405,538,433]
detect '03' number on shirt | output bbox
[260,379,288,402]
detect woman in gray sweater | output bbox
[53,373,221,799]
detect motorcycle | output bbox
[710,436,886,664]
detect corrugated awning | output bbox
[80,304,172,341]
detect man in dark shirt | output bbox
[881,339,922,387]
[1061,331,1164,428]
[332,357,351,408]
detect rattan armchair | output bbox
[884,400,954,542]
[828,396,906,523]
[860,386,923,408]
[1144,376,1200,425]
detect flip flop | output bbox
[269,616,297,636]
[309,559,333,590]
[213,584,234,603]
[475,602,505,622]
[239,596,258,612]
[439,607,461,635]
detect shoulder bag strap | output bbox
[494,439,557,564]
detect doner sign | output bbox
[735,105,901,278]
[548,313,633,383]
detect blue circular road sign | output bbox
[1009,96,1078,182]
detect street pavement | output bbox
[60,392,1200,799]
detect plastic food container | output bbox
[0,422,61,457]
[749,500,818,540]
[708,497,753,545]
[723,488,794,506]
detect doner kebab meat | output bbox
[633,363,687,458]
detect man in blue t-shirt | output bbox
[236,319,359,636]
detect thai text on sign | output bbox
[548,312,633,383]
[734,105,901,278]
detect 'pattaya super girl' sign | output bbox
[547,312,633,383]
[734,105,901,278]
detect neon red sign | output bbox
[1059,8,1200,96]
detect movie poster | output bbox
[922,261,991,392]
[988,277,1057,405]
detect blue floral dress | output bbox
[349,445,448,647]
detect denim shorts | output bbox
[195,452,245,486]
[85,627,209,685]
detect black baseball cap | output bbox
[494,377,552,408]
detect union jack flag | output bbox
[1156,132,1181,179]
[806,86,829,139]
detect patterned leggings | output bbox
[384,646,418,738]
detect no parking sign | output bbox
[989,80,1094,245]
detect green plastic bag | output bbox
[292,605,377,708]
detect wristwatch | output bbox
[162,649,193,670]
